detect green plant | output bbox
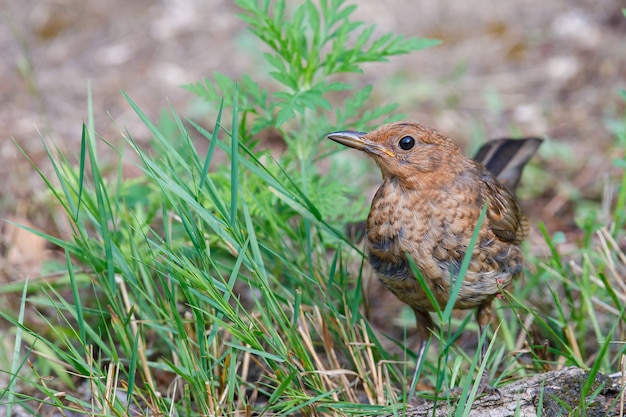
[0,1,440,415]
[184,0,439,225]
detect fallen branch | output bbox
[391,367,624,417]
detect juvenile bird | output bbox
[326,122,541,395]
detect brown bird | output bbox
[326,122,541,395]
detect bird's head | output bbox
[326,122,466,187]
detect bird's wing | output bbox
[483,175,527,244]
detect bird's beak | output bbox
[325,130,395,157]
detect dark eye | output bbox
[398,136,415,150]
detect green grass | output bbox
[1,1,626,416]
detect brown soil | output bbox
[2,1,625,231]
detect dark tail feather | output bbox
[473,138,543,191]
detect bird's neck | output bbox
[381,170,454,192]
[377,153,468,191]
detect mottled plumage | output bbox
[327,122,541,395]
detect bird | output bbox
[326,122,541,395]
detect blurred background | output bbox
[1,0,625,270]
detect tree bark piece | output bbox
[394,367,624,417]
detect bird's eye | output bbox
[398,136,415,150]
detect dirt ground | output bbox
[1,0,625,198]
[2,1,625,233]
